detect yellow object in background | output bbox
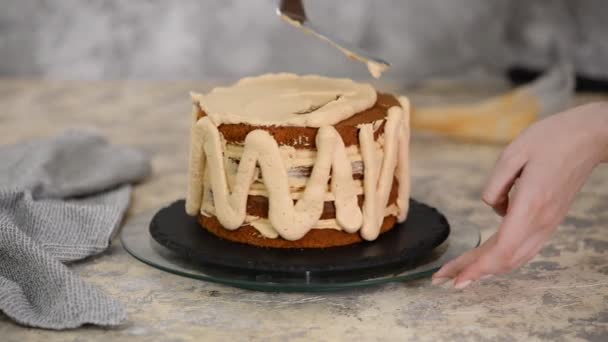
[409,63,574,144]
[412,88,538,143]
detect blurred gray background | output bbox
[1,0,607,82]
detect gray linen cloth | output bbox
[0,131,150,329]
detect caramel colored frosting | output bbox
[186,74,411,241]
[190,73,376,127]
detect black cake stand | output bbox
[121,199,480,292]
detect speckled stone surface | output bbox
[0,80,606,341]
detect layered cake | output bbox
[185,74,410,248]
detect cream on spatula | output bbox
[278,2,390,79]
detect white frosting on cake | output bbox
[190,73,376,127]
[185,74,411,241]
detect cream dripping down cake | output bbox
[185,74,410,248]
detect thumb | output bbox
[482,147,526,215]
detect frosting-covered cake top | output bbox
[191,73,377,127]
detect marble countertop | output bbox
[0,79,607,341]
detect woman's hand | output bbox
[432,102,608,289]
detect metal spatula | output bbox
[276,0,390,78]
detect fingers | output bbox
[508,223,554,268]
[453,247,509,288]
[433,168,551,288]
[482,146,526,214]
[493,195,509,216]
[432,234,497,285]
[435,199,557,289]
[452,227,550,288]
[438,194,528,288]
[431,248,481,285]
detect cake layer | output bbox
[243,178,399,220]
[193,92,397,148]
[199,214,398,249]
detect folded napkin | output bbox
[0,131,150,329]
